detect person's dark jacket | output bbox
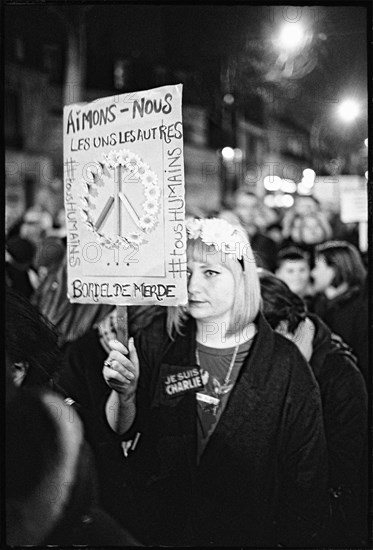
[60,328,137,527]
[308,314,368,546]
[309,286,369,383]
[123,313,328,547]
[41,441,142,546]
[59,306,166,527]
[6,386,141,547]
[6,236,37,299]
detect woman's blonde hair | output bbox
[167,227,261,339]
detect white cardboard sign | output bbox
[339,176,368,223]
[63,84,187,306]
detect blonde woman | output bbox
[103,218,328,547]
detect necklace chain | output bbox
[196,344,240,387]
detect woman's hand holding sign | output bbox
[103,338,139,399]
[104,338,139,435]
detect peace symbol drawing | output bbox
[79,149,161,249]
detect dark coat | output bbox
[5,262,36,299]
[309,287,369,382]
[308,314,368,546]
[42,503,142,546]
[59,307,167,530]
[124,313,329,547]
[60,329,132,525]
[40,441,142,546]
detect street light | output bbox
[277,22,306,52]
[269,19,315,81]
[221,147,235,162]
[337,99,360,123]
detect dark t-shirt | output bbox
[196,338,253,459]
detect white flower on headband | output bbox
[201,218,233,246]
[185,218,246,260]
[186,218,204,239]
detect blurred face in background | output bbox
[20,216,44,245]
[294,196,319,216]
[267,226,283,243]
[300,215,326,244]
[234,193,259,235]
[254,204,278,232]
[311,255,335,293]
[20,209,53,246]
[276,259,310,297]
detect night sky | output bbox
[4,3,369,138]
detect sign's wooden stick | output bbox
[116,305,128,347]
[115,165,129,347]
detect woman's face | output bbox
[301,216,325,244]
[311,255,335,293]
[187,250,235,326]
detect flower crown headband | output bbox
[185,217,248,267]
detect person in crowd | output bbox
[309,241,368,382]
[259,270,368,546]
[275,246,313,300]
[5,235,39,299]
[6,388,141,546]
[229,187,278,271]
[59,304,166,527]
[6,215,24,241]
[6,288,142,545]
[281,194,320,247]
[32,255,113,349]
[47,207,67,243]
[266,221,284,245]
[34,235,66,283]
[281,210,333,267]
[254,203,281,233]
[293,194,321,216]
[6,287,67,393]
[102,217,329,547]
[19,205,53,247]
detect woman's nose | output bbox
[187,271,201,294]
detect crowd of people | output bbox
[5,188,370,546]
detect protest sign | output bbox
[339,176,367,224]
[338,175,368,254]
[63,84,187,307]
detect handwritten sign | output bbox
[339,176,368,223]
[63,84,187,306]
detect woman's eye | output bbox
[205,270,219,277]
